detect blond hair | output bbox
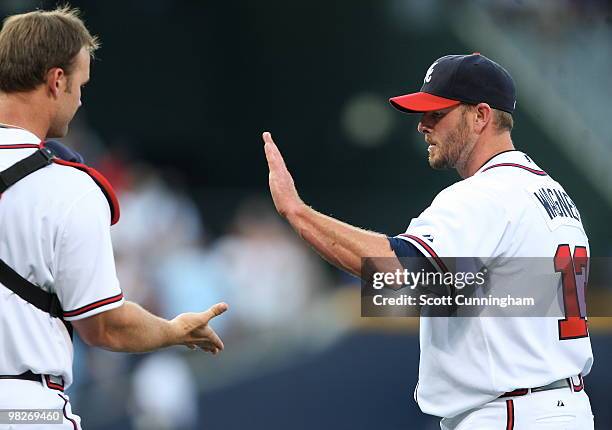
[462,104,513,133]
[0,5,99,92]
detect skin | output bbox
[262,102,514,277]
[418,103,514,178]
[0,47,228,354]
[0,47,90,140]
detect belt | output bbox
[501,375,584,398]
[0,371,65,391]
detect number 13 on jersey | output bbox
[554,244,589,340]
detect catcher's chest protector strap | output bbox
[51,157,120,226]
[0,144,120,337]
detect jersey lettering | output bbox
[529,184,582,231]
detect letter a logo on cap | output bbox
[424,61,438,83]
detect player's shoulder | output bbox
[12,159,104,206]
[439,151,553,201]
[473,150,549,185]
[46,162,100,191]
[433,175,501,207]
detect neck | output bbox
[458,131,514,178]
[0,91,51,141]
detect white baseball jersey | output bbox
[0,126,124,389]
[396,150,593,418]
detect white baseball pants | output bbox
[440,388,594,430]
[0,379,81,430]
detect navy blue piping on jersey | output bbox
[388,237,424,258]
[398,234,449,273]
[481,163,547,176]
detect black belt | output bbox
[0,371,65,391]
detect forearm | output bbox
[88,301,176,353]
[285,204,396,277]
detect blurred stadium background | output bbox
[2,0,612,429]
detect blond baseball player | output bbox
[0,8,227,429]
[262,53,593,429]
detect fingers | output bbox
[204,328,224,351]
[199,344,219,355]
[262,131,274,145]
[186,342,219,355]
[262,131,286,171]
[201,302,229,324]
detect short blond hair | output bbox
[0,5,99,93]
[493,109,514,132]
[462,104,513,133]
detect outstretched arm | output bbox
[263,132,396,278]
[73,301,228,354]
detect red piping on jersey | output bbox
[63,292,124,318]
[0,143,43,149]
[399,234,449,273]
[51,158,120,225]
[481,163,547,176]
[506,399,514,430]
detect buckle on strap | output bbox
[38,147,55,162]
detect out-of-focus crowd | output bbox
[60,116,340,430]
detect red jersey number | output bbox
[554,244,589,340]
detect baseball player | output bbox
[262,53,593,429]
[0,7,227,429]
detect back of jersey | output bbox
[399,150,593,418]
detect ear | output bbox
[45,67,65,99]
[473,103,492,134]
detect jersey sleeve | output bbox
[394,183,509,272]
[53,187,124,321]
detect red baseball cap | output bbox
[389,92,460,114]
[389,53,516,114]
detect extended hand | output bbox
[171,302,228,354]
[262,131,304,218]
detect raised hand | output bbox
[262,131,304,218]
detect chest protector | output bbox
[0,141,120,336]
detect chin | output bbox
[429,155,451,170]
[47,126,69,139]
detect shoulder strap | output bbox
[0,259,63,318]
[0,147,54,193]
[52,158,120,225]
[0,146,72,336]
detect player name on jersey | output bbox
[532,186,581,223]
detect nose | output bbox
[417,116,431,135]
